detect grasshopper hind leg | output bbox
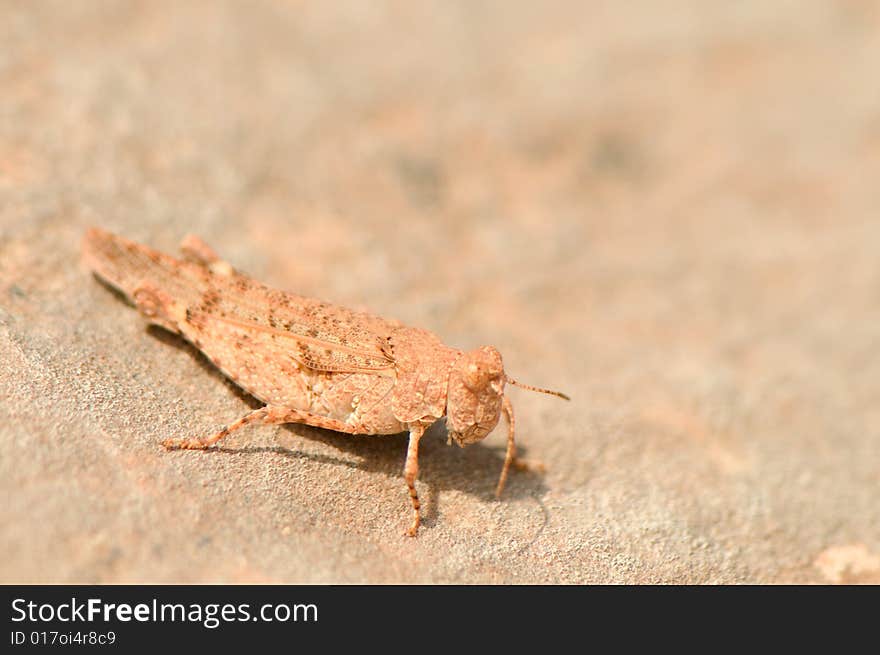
[161,405,367,450]
[162,406,272,450]
[163,403,432,538]
[179,234,235,277]
[132,282,182,334]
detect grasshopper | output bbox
[82,227,569,536]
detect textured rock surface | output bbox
[1,1,878,583]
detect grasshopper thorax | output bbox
[446,345,505,447]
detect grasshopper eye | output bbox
[464,362,487,390]
[460,346,504,392]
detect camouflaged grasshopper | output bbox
[82,227,569,536]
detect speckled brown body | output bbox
[83,227,567,535]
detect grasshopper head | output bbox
[446,346,506,447]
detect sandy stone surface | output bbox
[2,2,879,583]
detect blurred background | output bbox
[1,1,878,583]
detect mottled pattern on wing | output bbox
[83,228,397,374]
[182,273,400,373]
[176,308,403,432]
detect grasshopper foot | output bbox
[405,511,420,538]
[161,437,208,450]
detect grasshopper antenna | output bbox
[506,377,570,401]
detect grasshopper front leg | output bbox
[495,395,516,498]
